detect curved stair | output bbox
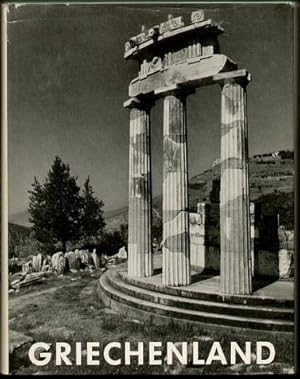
[98,268,294,333]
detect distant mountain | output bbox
[9,153,294,233]
[8,210,31,228]
[105,155,294,232]
[8,207,128,228]
[8,222,31,236]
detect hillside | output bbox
[9,154,294,234]
[105,156,294,232]
[8,223,31,239]
[9,211,31,228]
[8,222,31,258]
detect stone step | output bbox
[117,271,293,308]
[98,270,294,333]
[107,270,293,321]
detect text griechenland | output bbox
[28,341,275,366]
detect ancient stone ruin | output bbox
[9,247,127,292]
[124,10,252,294]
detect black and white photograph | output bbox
[1,1,296,375]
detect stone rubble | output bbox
[8,246,128,292]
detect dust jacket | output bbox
[1,1,297,375]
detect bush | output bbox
[255,191,294,229]
[17,232,46,258]
[98,230,126,256]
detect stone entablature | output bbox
[124,17,223,59]
[124,11,226,87]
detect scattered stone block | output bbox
[117,246,127,260]
[9,272,26,288]
[51,252,63,272]
[79,250,89,266]
[57,256,68,275]
[32,253,42,272]
[41,255,51,272]
[92,249,100,269]
[22,261,33,274]
[66,251,81,270]
[18,272,45,288]
[279,249,294,279]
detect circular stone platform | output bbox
[97,256,294,334]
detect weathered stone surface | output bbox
[51,251,63,272]
[32,253,42,272]
[162,92,190,286]
[191,10,205,23]
[127,103,153,277]
[41,255,51,272]
[22,261,33,274]
[220,80,252,295]
[66,251,81,270]
[9,272,26,288]
[129,55,237,98]
[57,256,68,275]
[17,272,45,288]
[125,19,223,60]
[117,246,127,260]
[92,249,100,269]
[190,210,205,270]
[79,250,89,266]
[279,249,294,279]
[250,202,255,277]
[159,16,184,34]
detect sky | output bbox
[7,2,294,219]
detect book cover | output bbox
[1,1,297,375]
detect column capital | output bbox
[123,96,154,110]
[154,84,195,99]
[213,69,251,88]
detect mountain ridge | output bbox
[9,153,294,232]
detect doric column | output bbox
[220,77,252,295]
[125,97,153,277]
[161,90,191,286]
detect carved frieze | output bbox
[159,16,184,34]
[191,10,205,23]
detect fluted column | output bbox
[220,78,252,295]
[125,98,153,277]
[162,90,191,286]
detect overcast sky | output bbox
[7,2,294,217]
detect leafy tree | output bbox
[28,156,83,252]
[80,176,105,242]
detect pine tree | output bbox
[28,156,83,252]
[81,176,105,242]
